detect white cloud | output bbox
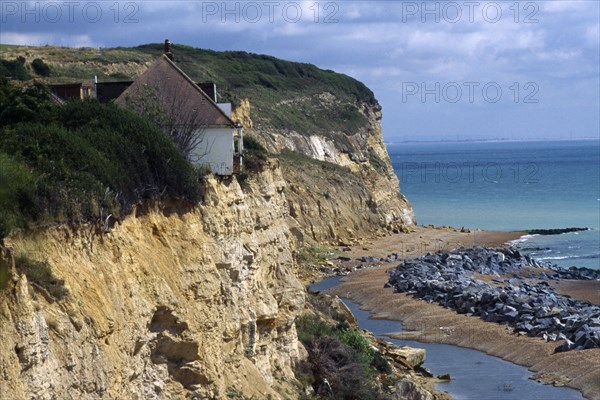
[0,32,97,47]
[542,1,588,13]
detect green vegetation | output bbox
[0,44,375,136]
[0,57,31,80]
[236,135,269,185]
[226,387,259,400]
[134,43,375,103]
[242,135,269,171]
[369,151,389,173]
[296,314,391,399]
[295,292,393,399]
[0,78,200,240]
[278,149,354,179]
[31,58,51,77]
[0,256,10,290]
[14,255,67,299]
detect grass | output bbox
[369,151,389,173]
[277,149,354,179]
[14,255,68,299]
[0,43,375,138]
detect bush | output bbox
[0,57,31,80]
[0,79,54,126]
[295,314,391,399]
[0,80,200,240]
[242,135,268,172]
[31,58,51,76]
[338,327,374,368]
[0,153,37,238]
[308,337,389,400]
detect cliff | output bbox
[1,43,415,244]
[1,44,419,399]
[0,162,305,399]
[233,97,415,244]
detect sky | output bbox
[1,0,599,141]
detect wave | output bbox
[537,254,600,261]
[529,249,553,254]
[508,234,539,245]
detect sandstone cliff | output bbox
[0,162,304,399]
[232,96,415,245]
[2,43,416,244]
[1,44,419,399]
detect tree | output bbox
[0,57,31,80]
[122,80,210,161]
[31,58,51,77]
[0,78,54,127]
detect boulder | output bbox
[394,377,434,400]
[387,346,426,368]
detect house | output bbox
[95,81,133,103]
[49,83,93,101]
[115,41,243,176]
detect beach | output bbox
[322,227,600,400]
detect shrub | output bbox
[242,135,268,172]
[338,327,375,368]
[0,57,31,80]
[0,153,37,238]
[31,58,51,77]
[295,314,392,399]
[296,315,339,346]
[308,337,389,400]
[0,79,54,127]
[0,81,200,240]
[372,350,393,374]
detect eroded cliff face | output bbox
[0,161,304,399]
[232,95,415,244]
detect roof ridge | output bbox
[160,55,235,126]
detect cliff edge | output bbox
[1,163,304,399]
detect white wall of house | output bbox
[189,127,234,175]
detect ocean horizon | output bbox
[389,139,600,270]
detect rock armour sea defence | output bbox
[388,247,600,352]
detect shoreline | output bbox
[319,228,599,400]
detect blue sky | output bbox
[1,0,599,141]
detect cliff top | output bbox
[0,43,376,135]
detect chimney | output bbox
[164,39,173,61]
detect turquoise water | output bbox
[388,140,600,269]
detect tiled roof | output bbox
[116,55,234,128]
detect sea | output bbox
[387,139,600,270]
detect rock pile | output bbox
[387,247,600,352]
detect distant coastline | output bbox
[385,137,599,145]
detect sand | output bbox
[320,227,600,400]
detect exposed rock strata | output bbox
[234,98,415,244]
[0,162,304,399]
